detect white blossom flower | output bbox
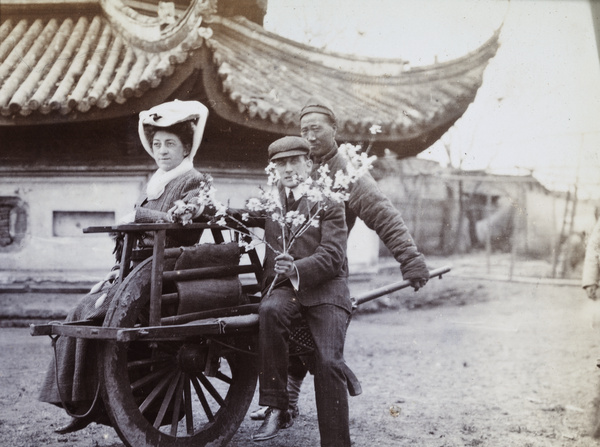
[369,124,382,135]
[306,188,324,203]
[285,210,307,227]
[266,163,280,186]
[238,238,261,252]
[317,164,330,176]
[169,147,377,273]
[215,204,228,217]
[333,170,351,191]
[293,214,307,226]
[246,198,262,211]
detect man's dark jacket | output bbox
[251,185,352,313]
[315,146,429,281]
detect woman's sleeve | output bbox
[134,207,168,223]
[135,171,205,223]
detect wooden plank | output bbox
[149,229,165,326]
[29,321,120,339]
[120,232,134,279]
[116,321,223,342]
[163,264,257,282]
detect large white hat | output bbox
[138,100,209,160]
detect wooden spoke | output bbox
[190,375,214,422]
[127,356,170,370]
[138,370,177,415]
[196,372,226,408]
[183,374,194,435]
[130,364,172,392]
[215,370,232,385]
[153,371,182,429]
[100,256,258,446]
[169,374,185,436]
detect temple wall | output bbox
[0,168,380,282]
[0,173,147,280]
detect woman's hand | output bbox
[89,269,119,294]
[274,253,295,277]
[168,199,205,225]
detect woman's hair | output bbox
[144,119,196,155]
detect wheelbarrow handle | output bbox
[351,266,451,308]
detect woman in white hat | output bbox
[39,100,211,434]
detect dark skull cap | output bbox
[299,96,336,121]
[268,136,311,161]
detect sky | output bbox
[263,0,600,199]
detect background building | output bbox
[0,0,499,282]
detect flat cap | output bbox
[300,96,336,121]
[268,136,310,161]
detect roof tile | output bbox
[0,10,199,118]
[0,5,499,156]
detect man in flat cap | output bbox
[250,136,353,446]
[300,97,429,283]
[253,98,430,431]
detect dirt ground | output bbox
[2,255,600,447]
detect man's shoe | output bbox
[288,404,299,419]
[251,407,293,442]
[250,406,269,420]
[54,416,92,434]
[251,405,299,421]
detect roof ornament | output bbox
[100,0,216,52]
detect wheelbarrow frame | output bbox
[31,223,265,342]
[31,222,450,447]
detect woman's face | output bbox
[152,130,188,171]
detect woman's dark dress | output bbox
[39,170,207,410]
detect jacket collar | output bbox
[312,142,338,166]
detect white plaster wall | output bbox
[211,174,380,271]
[0,171,381,278]
[347,218,380,272]
[0,175,146,273]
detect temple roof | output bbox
[0,0,500,157]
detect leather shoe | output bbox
[251,405,299,420]
[251,407,293,442]
[250,406,269,420]
[288,404,299,419]
[54,416,93,434]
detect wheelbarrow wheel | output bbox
[99,258,258,447]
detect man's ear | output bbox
[305,157,314,171]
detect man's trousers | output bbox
[258,284,352,447]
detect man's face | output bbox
[300,112,337,159]
[273,155,313,188]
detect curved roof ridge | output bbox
[0,5,500,159]
[406,27,502,74]
[208,15,409,77]
[209,14,500,79]
[201,15,501,143]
